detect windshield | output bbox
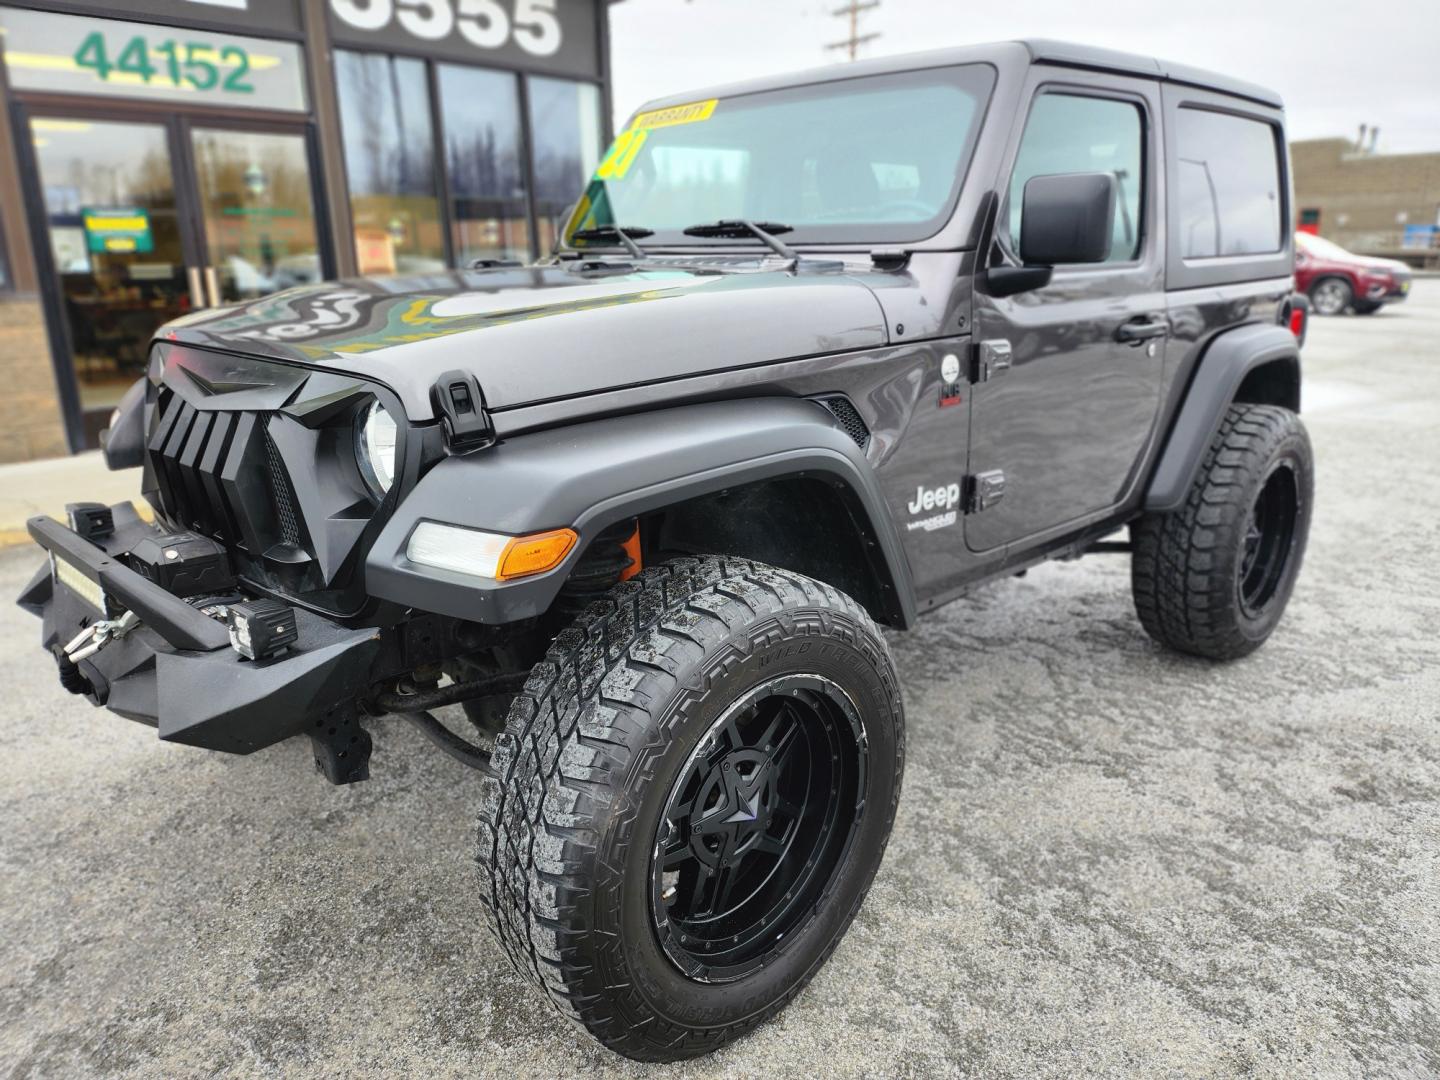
[566,65,995,249]
[1296,232,1354,260]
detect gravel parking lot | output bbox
[2,286,1437,1080]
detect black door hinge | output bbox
[964,469,1006,513]
[430,370,495,453]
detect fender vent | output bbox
[815,395,871,451]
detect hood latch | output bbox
[430,370,495,454]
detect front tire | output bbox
[1131,404,1313,660]
[477,557,904,1061]
[1309,276,1353,315]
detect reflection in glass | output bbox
[31,117,188,443]
[191,129,322,301]
[335,50,445,275]
[1176,109,1281,258]
[1006,94,1143,264]
[527,77,601,253]
[438,64,530,264]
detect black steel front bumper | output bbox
[19,502,380,758]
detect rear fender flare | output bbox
[365,398,917,627]
[1144,323,1301,513]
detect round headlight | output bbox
[356,399,398,495]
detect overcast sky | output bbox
[608,0,1440,153]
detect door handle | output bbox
[186,266,205,309]
[203,267,221,308]
[1116,317,1168,345]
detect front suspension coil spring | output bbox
[554,518,638,621]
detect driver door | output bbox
[966,72,1167,553]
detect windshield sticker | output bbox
[595,129,648,181]
[594,98,720,183]
[628,98,718,131]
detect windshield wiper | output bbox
[682,220,799,268]
[570,225,653,260]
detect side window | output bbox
[1175,107,1282,258]
[1005,93,1144,263]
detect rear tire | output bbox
[1309,276,1353,315]
[477,557,904,1061]
[1131,404,1312,660]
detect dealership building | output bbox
[0,0,617,461]
[1291,136,1440,271]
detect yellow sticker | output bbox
[628,98,718,132]
[595,129,649,181]
[590,98,718,184]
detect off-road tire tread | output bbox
[476,556,903,1061]
[1131,403,1309,660]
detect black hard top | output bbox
[636,38,1282,112]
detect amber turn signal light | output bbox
[496,528,579,581]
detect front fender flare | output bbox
[366,398,916,627]
[1144,324,1301,513]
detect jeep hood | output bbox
[162,264,889,420]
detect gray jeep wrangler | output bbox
[20,40,1312,1062]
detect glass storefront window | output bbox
[437,64,530,265]
[334,50,445,275]
[335,51,604,271]
[191,129,324,300]
[527,77,602,254]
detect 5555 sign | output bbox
[327,0,599,77]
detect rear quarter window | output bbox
[1175,108,1283,258]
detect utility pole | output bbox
[825,0,880,62]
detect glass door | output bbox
[188,125,324,303]
[26,111,329,447]
[29,115,199,443]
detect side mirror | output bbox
[1020,172,1116,265]
[988,172,1117,298]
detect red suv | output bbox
[1295,231,1412,315]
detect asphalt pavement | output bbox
[1,286,1437,1079]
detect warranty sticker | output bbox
[628,98,718,131]
[595,98,720,181]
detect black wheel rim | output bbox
[650,674,868,983]
[1238,461,1300,617]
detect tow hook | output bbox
[62,610,141,663]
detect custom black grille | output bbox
[142,344,387,611]
[146,384,299,560]
[816,395,871,451]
